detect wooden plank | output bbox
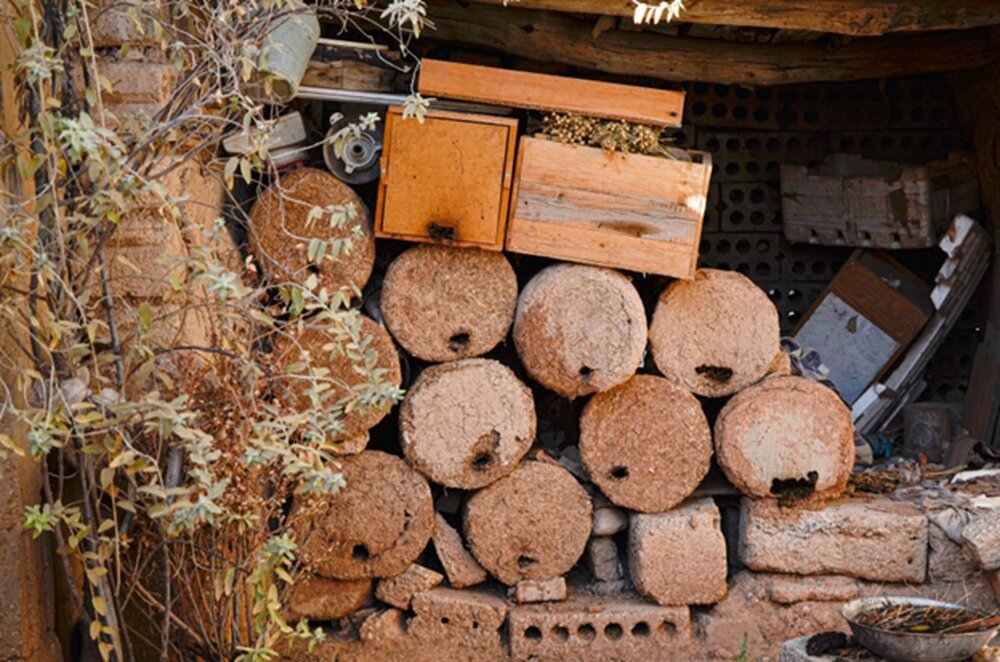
[463,0,1000,37]
[375,107,518,250]
[418,58,684,126]
[425,1,1000,86]
[828,260,931,344]
[505,136,709,278]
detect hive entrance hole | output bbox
[579,365,594,381]
[352,544,370,561]
[518,555,538,569]
[609,465,629,480]
[695,364,734,383]
[524,626,542,641]
[771,471,819,505]
[472,451,493,470]
[448,332,470,352]
[632,622,650,637]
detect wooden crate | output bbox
[792,250,933,405]
[375,107,518,250]
[504,136,712,279]
[781,152,979,249]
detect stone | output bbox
[358,607,406,642]
[375,564,443,610]
[930,521,980,582]
[400,359,535,489]
[464,461,592,585]
[284,575,373,622]
[513,263,647,399]
[409,587,508,647]
[764,574,860,605]
[580,374,712,513]
[92,0,161,47]
[273,315,401,441]
[508,593,692,660]
[779,635,829,662]
[297,451,435,580]
[629,498,728,606]
[962,511,1000,570]
[513,576,567,603]
[649,268,780,397]
[98,60,178,104]
[586,537,624,583]
[432,514,487,589]
[592,506,628,537]
[715,376,855,501]
[381,245,518,362]
[739,497,928,582]
[248,167,375,294]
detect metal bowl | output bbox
[842,596,998,662]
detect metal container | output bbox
[245,2,320,103]
[842,597,998,662]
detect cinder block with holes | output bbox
[779,239,852,282]
[719,182,782,233]
[685,82,782,130]
[702,183,721,232]
[765,282,827,334]
[886,76,956,129]
[825,130,964,164]
[408,587,507,646]
[665,124,697,150]
[770,80,890,131]
[695,131,825,182]
[508,595,691,660]
[697,232,781,282]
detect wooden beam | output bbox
[424,1,1000,86]
[464,0,1000,37]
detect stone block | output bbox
[98,60,178,105]
[92,0,161,47]
[408,588,507,647]
[513,576,567,604]
[629,498,727,606]
[592,506,628,537]
[764,574,860,605]
[739,497,928,582]
[962,512,1000,570]
[358,607,406,642]
[930,521,980,581]
[586,537,624,583]
[433,513,487,588]
[375,564,443,610]
[509,594,691,661]
[284,575,372,622]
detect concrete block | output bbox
[91,0,161,47]
[512,576,567,604]
[629,498,727,606]
[509,594,691,660]
[930,521,980,581]
[586,537,624,583]
[962,512,1000,570]
[284,575,372,622]
[764,574,860,605]
[98,60,178,105]
[739,497,928,582]
[432,513,487,588]
[409,587,507,647]
[375,564,442,610]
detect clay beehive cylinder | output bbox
[400,358,535,489]
[463,461,591,585]
[297,451,434,579]
[580,374,712,513]
[248,167,375,294]
[649,268,780,397]
[275,315,401,445]
[714,376,855,500]
[380,245,518,362]
[513,264,647,399]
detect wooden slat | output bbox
[828,260,931,344]
[425,1,1000,86]
[418,59,684,127]
[505,137,710,278]
[464,0,1000,37]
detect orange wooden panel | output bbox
[419,59,685,127]
[376,107,518,250]
[505,137,711,278]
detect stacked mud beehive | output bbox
[233,165,1000,661]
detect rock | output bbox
[400,359,535,489]
[432,514,487,588]
[715,376,855,501]
[962,511,1000,570]
[930,521,980,582]
[629,498,728,606]
[380,245,518,362]
[649,268,780,397]
[592,506,628,537]
[284,575,373,622]
[409,587,507,647]
[586,537,624,583]
[512,576,567,603]
[580,375,713,513]
[248,167,375,294]
[464,461,592,585]
[739,497,928,582]
[375,564,443,610]
[763,574,860,604]
[98,60,178,105]
[359,607,406,642]
[297,451,435,580]
[513,263,647,399]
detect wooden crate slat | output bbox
[419,59,685,127]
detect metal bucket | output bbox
[245,2,319,103]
